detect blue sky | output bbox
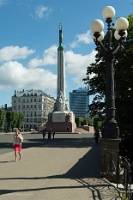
[0,0,132,107]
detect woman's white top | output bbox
[13,134,23,145]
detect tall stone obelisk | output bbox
[46,23,76,132]
[57,23,65,98]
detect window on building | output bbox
[26,111,28,116]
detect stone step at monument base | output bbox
[46,121,76,133]
[53,132,79,134]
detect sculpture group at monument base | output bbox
[46,111,76,133]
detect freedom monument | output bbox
[46,23,76,132]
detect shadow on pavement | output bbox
[23,137,95,149]
[0,133,95,150]
[0,145,102,198]
[0,144,101,179]
[0,137,95,149]
[0,135,104,199]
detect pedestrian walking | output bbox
[13,129,23,162]
[67,126,69,133]
[52,130,55,139]
[48,128,52,139]
[43,128,47,139]
[94,127,100,144]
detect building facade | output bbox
[12,89,55,130]
[69,87,89,117]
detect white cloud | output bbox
[28,45,96,86]
[70,30,93,48]
[28,45,57,68]
[0,46,35,62]
[0,0,7,6]
[65,50,96,84]
[0,61,57,96]
[35,5,52,19]
[0,42,96,99]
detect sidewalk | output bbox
[0,135,119,200]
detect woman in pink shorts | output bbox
[13,129,23,162]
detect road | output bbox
[0,132,94,155]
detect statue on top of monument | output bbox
[59,23,63,48]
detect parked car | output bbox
[30,129,38,134]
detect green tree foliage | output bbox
[6,111,24,131]
[17,112,24,129]
[85,14,133,135]
[0,109,6,130]
[75,117,82,127]
[6,111,14,131]
[11,112,18,130]
[75,116,102,128]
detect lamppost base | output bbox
[100,138,121,182]
[102,120,119,139]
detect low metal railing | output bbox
[104,147,132,199]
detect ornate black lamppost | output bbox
[90,6,129,139]
[90,6,129,179]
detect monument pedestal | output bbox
[46,111,76,132]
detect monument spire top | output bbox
[59,22,62,30]
[59,23,63,48]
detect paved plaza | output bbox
[0,133,119,200]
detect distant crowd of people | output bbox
[42,128,55,139]
[41,126,70,139]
